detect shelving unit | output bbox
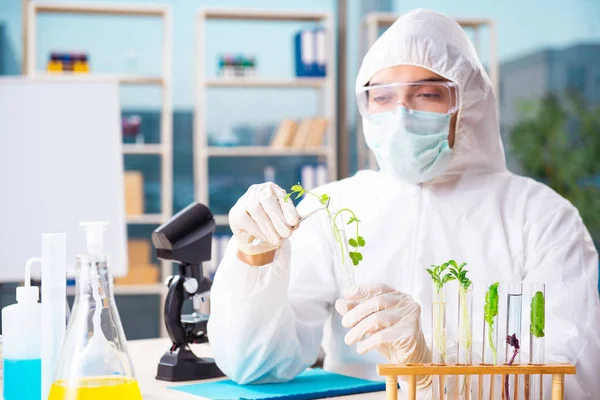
[194,8,337,225]
[356,12,498,171]
[25,2,173,337]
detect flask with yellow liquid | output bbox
[49,222,142,400]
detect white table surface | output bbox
[129,338,385,400]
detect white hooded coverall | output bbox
[208,8,600,399]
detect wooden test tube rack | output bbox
[377,363,576,400]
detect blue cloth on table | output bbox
[167,368,386,400]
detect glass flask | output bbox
[48,253,142,400]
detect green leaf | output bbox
[484,282,500,326]
[355,252,363,261]
[357,236,366,247]
[320,194,330,205]
[283,193,292,202]
[425,268,434,278]
[290,184,303,192]
[348,238,358,247]
[530,291,545,338]
[352,257,359,266]
[347,216,360,224]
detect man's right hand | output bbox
[229,182,300,258]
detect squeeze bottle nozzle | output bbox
[80,221,108,255]
[17,257,41,303]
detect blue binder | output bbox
[294,28,327,78]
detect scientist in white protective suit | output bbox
[207,8,600,398]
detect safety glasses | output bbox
[356,81,460,120]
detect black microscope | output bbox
[151,202,225,382]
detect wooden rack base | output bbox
[377,363,576,400]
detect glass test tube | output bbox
[505,282,522,400]
[331,219,356,291]
[505,282,522,363]
[528,283,545,400]
[457,284,473,399]
[432,283,447,400]
[481,282,501,400]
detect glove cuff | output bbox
[394,329,433,390]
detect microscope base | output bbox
[156,345,224,382]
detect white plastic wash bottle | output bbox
[2,257,42,400]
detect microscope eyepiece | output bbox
[152,202,216,265]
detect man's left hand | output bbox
[335,283,432,388]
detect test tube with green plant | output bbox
[528,283,545,400]
[481,281,500,399]
[285,184,364,290]
[482,282,500,365]
[426,262,454,400]
[448,261,473,398]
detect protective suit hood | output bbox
[356,8,507,181]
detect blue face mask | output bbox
[363,106,453,184]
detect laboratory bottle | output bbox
[49,221,142,400]
[2,258,42,400]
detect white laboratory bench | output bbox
[129,338,386,400]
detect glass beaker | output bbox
[48,254,142,400]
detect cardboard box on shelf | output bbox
[124,171,144,215]
[128,239,152,265]
[114,264,160,285]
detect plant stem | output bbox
[459,287,472,357]
[458,287,472,396]
[333,208,360,241]
[504,346,519,400]
[433,289,446,363]
[487,322,497,365]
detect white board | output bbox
[0,76,128,281]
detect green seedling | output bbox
[447,260,472,395]
[284,183,365,267]
[426,262,454,294]
[426,261,456,365]
[484,282,500,365]
[530,291,545,338]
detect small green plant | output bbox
[530,291,545,338]
[426,262,455,364]
[447,261,472,395]
[426,262,454,294]
[447,261,471,291]
[284,183,365,267]
[484,282,500,364]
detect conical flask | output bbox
[49,222,142,400]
